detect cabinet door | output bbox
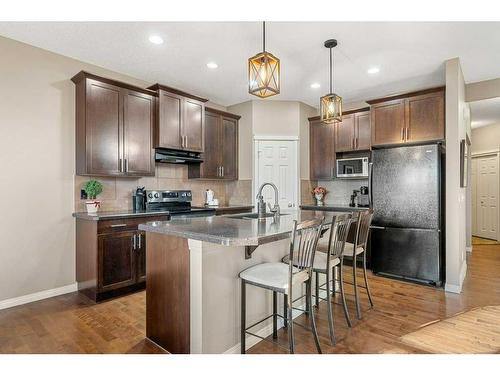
[123,90,155,176]
[405,91,445,143]
[221,116,238,180]
[156,90,183,149]
[371,99,405,146]
[310,120,335,180]
[355,111,371,150]
[200,111,221,178]
[136,231,146,284]
[183,98,204,152]
[98,231,137,292]
[86,79,123,175]
[335,114,355,152]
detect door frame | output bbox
[471,148,500,241]
[253,135,300,210]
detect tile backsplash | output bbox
[315,179,369,205]
[74,164,231,211]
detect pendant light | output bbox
[248,21,280,98]
[320,39,342,123]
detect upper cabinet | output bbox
[72,71,155,177]
[335,108,371,152]
[309,118,336,180]
[368,88,445,147]
[188,108,240,180]
[148,84,207,153]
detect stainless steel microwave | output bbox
[336,157,369,178]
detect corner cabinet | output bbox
[309,118,336,180]
[72,71,155,177]
[335,108,371,152]
[369,88,445,147]
[188,108,240,180]
[148,84,207,153]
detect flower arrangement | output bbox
[312,186,327,206]
[84,179,103,215]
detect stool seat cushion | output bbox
[343,242,365,257]
[282,252,340,272]
[239,262,309,293]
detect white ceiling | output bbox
[470,97,500,129]
[1,22,500,107]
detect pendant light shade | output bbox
[248,22,280,98]
[320,39,342,123]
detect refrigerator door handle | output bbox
[368,162,373,207]
[370,225,385,230]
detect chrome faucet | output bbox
[256,182,280,219]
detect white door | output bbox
[255,140,298,211]
[471,158,478,236]
[475,154,499,240]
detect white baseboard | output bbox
[224,303,306,354]
[445,260,468,294]
[0,283,78,310]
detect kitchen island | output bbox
[138,210,341,354]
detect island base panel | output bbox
[146,232,190,354]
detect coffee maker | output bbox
[132,187,146,211]
[358,186,369,207]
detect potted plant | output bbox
[83,180,103,215]
[312,186,327,206]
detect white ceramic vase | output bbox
[86,200,101,215]
[315,193,324,206]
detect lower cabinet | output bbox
[76,215,165,302]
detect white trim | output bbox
[0,283,78,310]
[466,246,473,253]
[253,135,299,141]
[445,259,467,294]
[223,302,306,354]
[471,148,500,158]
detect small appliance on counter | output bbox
[132,189,215,217]
[204,189,219,206]
[132,187,146,212]
[358,186,370,207]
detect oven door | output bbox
[336,157,369,178]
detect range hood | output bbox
[155,148,203,164]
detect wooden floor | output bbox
[1,243,500,354]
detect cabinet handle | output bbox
[110,224,127,228]
[138,233,141,249]
[119,158,123,172]
[124,158,128,173]
[132,234,137,250]
[183,135,188,149]
[355,138,358,149]
[221,166,224,178]
[405,127,409,140]
[401,128,404,141]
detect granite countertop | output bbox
[73,209,171,221]
[300,204,369,212]
[139,210,341,247]
[192,204,254,212]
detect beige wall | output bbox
[471,123,500,153]
[445,57,470,293]
[299,102,318,180]
[252,100,300,136]
[466,78,500,102]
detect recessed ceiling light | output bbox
[149,35,164,45]
[310,83,321,89]
[367,67,380,75]
[206,62,218,69]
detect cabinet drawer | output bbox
[98,215,169,234]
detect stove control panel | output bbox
[146,190,192,203]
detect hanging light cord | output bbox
[263,21,266,52]
[329,47,333,94]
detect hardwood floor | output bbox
[1,244,499,354]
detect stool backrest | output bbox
[354,209,374,249]
[326,213,353,263]
[288,217,324,277]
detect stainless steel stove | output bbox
[143,190,215,218]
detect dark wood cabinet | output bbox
[309,119,335,180]
[368,87,445,147]
[72,71,155,177]
[148,84,207,153]
[76,215,167,302]
[335,108,371,152]
[188,108,240,180]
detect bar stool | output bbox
[239,217,324,354]
[343,209,375,320]
[311,213,353,345]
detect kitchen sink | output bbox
[228,212,289,220]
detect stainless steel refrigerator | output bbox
[370,144,444,286]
